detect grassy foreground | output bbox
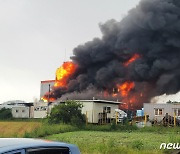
[45,130,179,154]
[0,121,41,137]
[0,121,179,154]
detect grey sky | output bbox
[0,0,141,103]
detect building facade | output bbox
[12,106,34,118]
[40,80,55,99]
[144,103,180,122]
[78,100,121,124]
[33,102,48,118]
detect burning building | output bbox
[42,0,180,111]
[40,80,55,102]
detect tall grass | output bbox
[23,121,180,139]
[23,124,78,138]
[23,121,139,138]
[0,118,44,122]
[46,131,163,154]
[84,123,138,132]
[138,126,180,133]
[0,121,41,137]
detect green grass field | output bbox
[0,121,179,154]
[45,130,180,154]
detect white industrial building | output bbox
[77,99,121,124]
[144,103,180,122]
[0,100,34,118]
[40,80,55,98]
[32,99,122,121]
[33,102,48,118]
[12,106,34,118]
[33,101,58,118]
[2,98,122,121]
[33,99,122,122]
[0,100,28,109]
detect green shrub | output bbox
[110,120,117,130]
[0,108,12,120]
[83,123,138,132]
[71,115,86,127]
[48,100,86,125]
[84,124,111,131]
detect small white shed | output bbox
[12,106,30,118]
[78,100,121,124]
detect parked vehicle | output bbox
[0,138,80,154]
[114,109,127,122]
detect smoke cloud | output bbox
[52,0,180,107]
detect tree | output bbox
[48,100,86,126]
[0,108,12,120]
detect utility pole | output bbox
[116,111,118,125]
[48,84,50,103]
[47,84,51,117]
[174,113,176,127]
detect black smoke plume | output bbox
[52,0,180,108]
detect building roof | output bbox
[41,80,55,83]
[144,103,180,107]
[80,99,121,104]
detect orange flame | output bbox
[41,61,77,102]
[54,62,77,87]
[124,53,140,67]
[118,81,135,97]
[117,81,136,110]
[41,96,56,102]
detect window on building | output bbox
[22,110,25,113]
[154,108,163,116]
[174,108,180,116]
[34,107,40,111]
[159,109,163,115]
[103,106,111,113]
[16,110,18,113]
[107,107,111,113]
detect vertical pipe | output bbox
[47,84,50,116]
[92,110,93,123]
[86,111,88,125]
[144,113,147,125]
[48,84,50,103]
[116,111,118,125]
[174,113,176,127]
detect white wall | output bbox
[81,101,94,123]
[81,101,119,123]
[93,103,119,123]
[144,103,180,122]
[34,106,48,118]
[33,102,56,118]
[12,106,30,118]
[34,110,47,118]
[40,81,55,98]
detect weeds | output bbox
[131,140,144,150]
[23,124,78,138]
